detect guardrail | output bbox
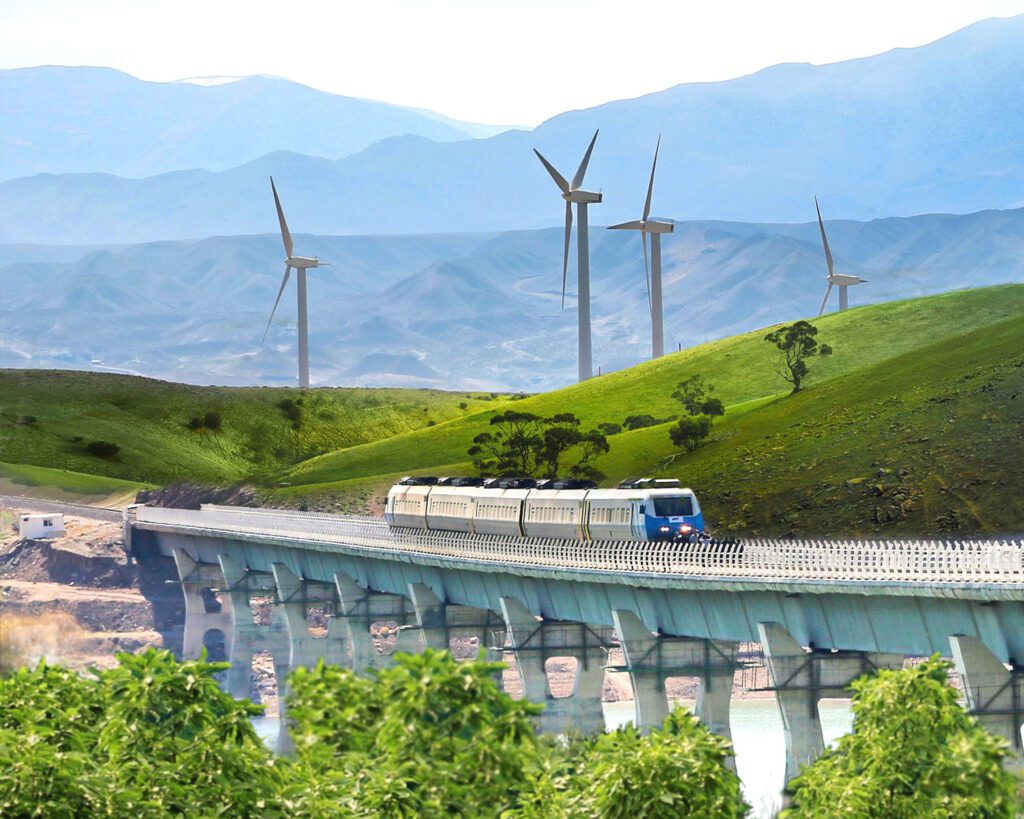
[0,494,124,523]
[133,504,1024,585]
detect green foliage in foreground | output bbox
[784,656,1019,818]
[0,648,746,818]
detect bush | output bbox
[187,416,204,430]
[669,415,713,451]
[288,649,544,815]
[85,440,120,459]
[567,709,746,817]
[784,656,1018,818]
[623,414,664,430]
[598,422,622,437]
[15,415,36,426]
[459,402,469,410]
[203,411,222,430]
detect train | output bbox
[385,476,704,542]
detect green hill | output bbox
[0,371,506,486]
[278,286,1024,536]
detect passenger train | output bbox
[385,477,704,542]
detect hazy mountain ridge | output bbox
[0,66,502,181]
[2,206,1022,390]
[5,16,1024,243]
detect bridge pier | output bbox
[950,635,1024,766]
[334,571,423,674]
[613,609,738,746]
[500,596,613,735]
[171,548,233,661]
[758,621,904,783]
[217,555,289,700]
[408,583,506,680]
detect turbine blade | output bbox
[607,220,644,230]
[642,134,661,222]
[270,177,294,259]
[533,149,570,193]
[814,195,834,277]
[570,129,599,191]
[642,231,651,314]
[818,282,833,318]
[262,265,291,343]
[562,202,572,309]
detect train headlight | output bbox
[678,524,693,534]
[658,525,671,534]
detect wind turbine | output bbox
[815,196,866,316]
[608,135,673,359]
[533,130,602,382]
[262,176,329,389]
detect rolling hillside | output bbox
[0,371,507,485]
[277,286,1024,536]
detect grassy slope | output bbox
[279,286,1024,536]
[0,461,146,505]
[0,370,508,485]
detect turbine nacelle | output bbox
[827,273,866,286]
[563,189,602,204]
[286,256,328,270]
[609,219,674,234]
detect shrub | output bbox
[623,414,663,430]
[187,416,204,430]
[784,656,1018,818]
[669,415,713,451]
[567,709,747,817]
[15,415,36,426]
[86,440,120,459]
[597,422,622,437]
[203,411,222,430]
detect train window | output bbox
[653,496,693,517]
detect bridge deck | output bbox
[133,505,1024,601]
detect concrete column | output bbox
[408,582,505,657]
[217,555,289,699]
[334,571,423,674]
[950,635,1024,765]
[271,563,346,670]
[171,548,233,661]
[500,596,612,735]
[759,621,903,783]
[613,610,738,747]
[271,563,348,755]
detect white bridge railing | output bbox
[133,505,1024,585]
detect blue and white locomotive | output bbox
[385,477,704,542]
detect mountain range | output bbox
[4,16,1024,244]
[3,206,1023,391]
[0,66,507,182]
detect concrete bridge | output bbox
[128,504,1024,780]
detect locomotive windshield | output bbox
[652,496,693,517]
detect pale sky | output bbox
[3,0,1024,125]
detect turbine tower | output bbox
[608,135,673,359]
[262,177,329,389]
[815,196,866,316]
[533,130,602,382]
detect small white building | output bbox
[19,513,65,539]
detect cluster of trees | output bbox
[1,650,1019,817]
[468,411,609,482]
[0,648,745,817]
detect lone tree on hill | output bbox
[668,375,725,452]
[468,410,609,480]
[764,320,832,393]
